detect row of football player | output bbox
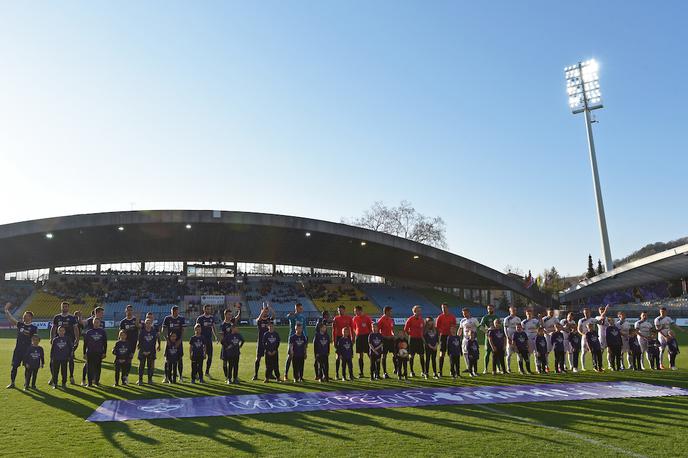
[5,302,684,389]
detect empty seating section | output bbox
[0,281,35,313]
[245,277,317,319]
[24,291,99,319]
[360,284,441,317]
[608,295,688,314]
[104,301,178,322]
[306,280,380,315]
[416,288,484,317]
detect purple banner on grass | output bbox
[87,381,687,422]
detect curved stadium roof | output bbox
[560,243,688,302]
[0,210,552,305]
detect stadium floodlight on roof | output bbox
[564,58,613,273]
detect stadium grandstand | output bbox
[306,278,380,315]
[244,277,318,318]
[560,243,688,318]
[360,284,442,317]
[0,210,553,328]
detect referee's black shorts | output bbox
[355,334,370,354]
[409,337,424,355]
[439,334,449,353]
[383,337,395,353]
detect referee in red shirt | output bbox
[377,306,395,379]
[352,305,373,378]
[404,306,426,377]
[435,303,457,377]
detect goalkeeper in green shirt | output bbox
[479,304,499,374]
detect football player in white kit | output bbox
[595,305,611,369]
[521,308,541,361]
[559,312,576,370]
[502,306,521,374]
[577,306,606,371]
[634,311,654,370]
[459,308,479,373]
[654,307,674,370]
[616,311,631,370]
[541,308,559,372]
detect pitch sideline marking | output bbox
[477,404,648,458]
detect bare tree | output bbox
[343,201,448,249]
[503,265,524,276]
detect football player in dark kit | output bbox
[196,304,219,378]
[119,304,140,356]
[220,305,242,338]
[368,323,384,380]
[512,323,533,374]
[535,327,549,373]
[313,310,331,380]
[424,318,441,379]
[81,307,105,386]
[4,302,38,389]
[51,301,80,384]
[262,322,281,383]
[585,323,603,372]
[605,317,623,371]
[50,326,72,388]
[446,326,462,378]
[164,333,182,384]
[487,319,506,375]
[252,303,275,381]
[23,335,44,390]
[138,318,159,385]
[189,324,207,384]
[221,325,245,384]
[288,323,308,382]
[162,305,186,382]
[83,317,107,386]
[313,323,331,382]
[112,329,133,386]
[336,327,355,381]
[551,323,567,373]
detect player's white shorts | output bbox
[658,333,670,349]
[637,335,649,353]
[598,333,607,350]
[563,335,572,353]
[526,333,537,353]
[580,337,588,353]
[621,335,629,353]
[505,331,517,355]
[545,334,553,352]
[461,337,470,355]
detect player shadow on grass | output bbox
[18,387,159,457]
[476,395,688,442]
[141,415,267,453]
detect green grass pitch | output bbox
[0,327,686,457]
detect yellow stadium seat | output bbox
[309,283,380,316]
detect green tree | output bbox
[586,255,596,278]
[596,259,605,275]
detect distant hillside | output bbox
[614,236,688,267]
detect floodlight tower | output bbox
[565,59,613,273]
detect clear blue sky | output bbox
[1,1,686,276]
